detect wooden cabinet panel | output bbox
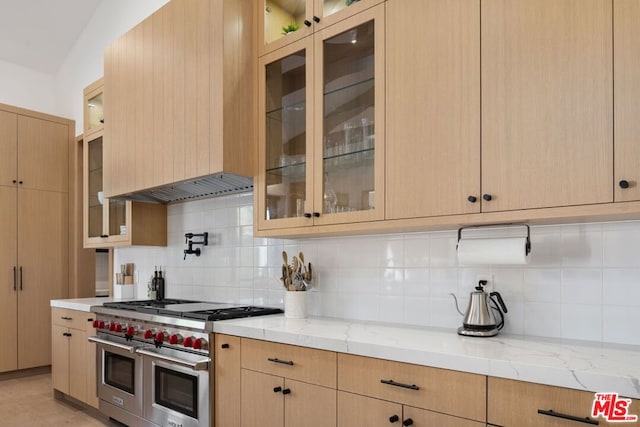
[403,406,485,427]
[488,377,640,427]
[338,353,486,422]
[18,189,68,369]
[284,378,336,427]
[481,0,613,212]
[0,187,17,373]
[51,324,69,394]
[241,369,284,427]
[69,328,88,402]
[241,338,337,388]
[51,307,88,331]
[614,0,640,202]
[338,390,402,427]
[0,110,17,187]
[386,0,480,219]
[215,334,241,427]
[17,115,69,193]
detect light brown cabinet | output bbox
[51,308,99,408]
[488,377,640,427]
[83,78,166,248]
[0,104,71,373]
[258,0,384,56]
[240,338,337,427]
[481,0,613,212]
[214,334,241,427]
[103,0,255,199]
[386,0,480,220]
[338,353,486,423]
[614,0,640,203]
[256,4,385,235]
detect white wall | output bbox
[114,193,640,346]
[0,59,57,113]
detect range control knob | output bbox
[144,329,156,340]
[183,336,194,348]
[98,320,105,329]
[115,324,123,333]
[193,338,208,350]
[126,325,137,336]
[155,331,166,343]
[92,319,100,329]
[169,334,183,345]
[103,321,111,330]
[109,322,117,332]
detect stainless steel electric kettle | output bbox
[452,280,508,337]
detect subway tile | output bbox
[561,269,602,305]
[603,228,640,267]
[524,302,561,338]
[403,237,430,268]
[524,269,561,303]
[561,227,602,268]
[603,306,640,345]
[561,304,602,342]
[430,235,458,267]
[602,269,640,307]
[403,268,429,297]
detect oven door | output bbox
[139,347,210,427]
[89,335,144,418]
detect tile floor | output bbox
[0,373,116,426]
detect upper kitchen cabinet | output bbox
[83,79,166,248]
[386,0,480,220]
[481,0,613,212]
[256,4,385,233]
[614,0,640,203]
[84,78,104,137]
[103,0,255,200]
[259,0,384,56]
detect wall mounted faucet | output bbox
[184,232,208,260]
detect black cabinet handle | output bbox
[221,343,230,349]
[273,386,282,393]
[12,180,17,184]
[619,180,630,189]
[304,19,311,27]
[100,235,109,238]
[313,16,320,23]
[18,181,23,184]
[312,212,320,217]
[482,194,492,201]
[19,266,22,290]
[403,419,413,426]
[13,266,17,291]
[61,316,73,320]
[87,318,93,322]
[380,379,419,391]
[63,332,72,337]
[282,388,291,395]
[537,409,598,425]
[389,415,399,423]
[303,213,312,218]
[267,357,294,366]
[467,195,477,203]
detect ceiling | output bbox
[0,0,102,75]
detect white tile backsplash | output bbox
[114,193,640,346]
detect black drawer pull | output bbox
[61,316,73,320]
[267,357,294,366]
[63,332,72,337]
[273,386,282,393]
[221,343,230,349]
[282,388,291,395]
[537,409,599,425]
[380,379,420,391]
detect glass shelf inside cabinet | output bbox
[264,0,306,45]
[87,136,103,238]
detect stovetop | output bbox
[102,299,282,321]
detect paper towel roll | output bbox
[457,237,529,265]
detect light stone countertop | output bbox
[50,297,127,312]
[213,315,640,399]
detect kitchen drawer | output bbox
[241,338,337,388]
[51,308,92,331]
[338,353,486,422]
[488,377,640,427]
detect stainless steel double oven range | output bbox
[90,299,281,427]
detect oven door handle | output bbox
[136,348,210,371]
[88,336,138,353]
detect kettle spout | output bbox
[449,293,465,316]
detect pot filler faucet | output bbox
[184,232,208,260]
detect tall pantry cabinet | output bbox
[0,104,72,373]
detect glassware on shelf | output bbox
[323,172,337,214]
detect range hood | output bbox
[113,173,253,204]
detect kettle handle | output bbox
[489,291,508,314]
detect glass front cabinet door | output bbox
[257,4,384,233]
[259,0,385,55]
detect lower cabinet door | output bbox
[51,325,69,394]
[338,391,402,427]
[68,329,87,402]
[241,369,284,427]
[284,379,336,427]
[403,406,486,427]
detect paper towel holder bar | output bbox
[457,223,531,255]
